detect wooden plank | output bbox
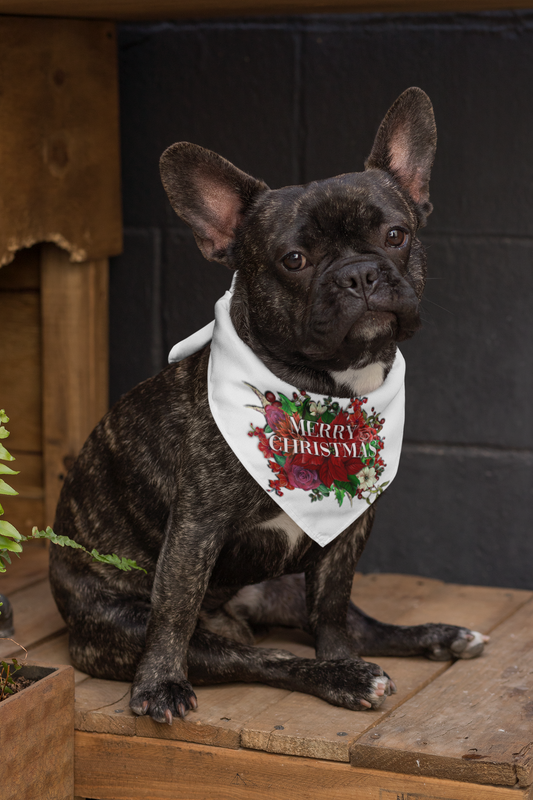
[0,246,40,289]
[26,631,89,684]
[136,682,290,749]
[0,578,65,659]
[351,595,533,787]
[0,17,121,266]
[0,0,532,20]
[75,678,136,736]
[0,288,41,452]
[0,541,49,595]
[0,452,45,537]
[241,577,531,762]
[41,245,109,524]
[1,664,74,800]
[74,732,532,800]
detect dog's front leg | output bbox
[129,513,223,724]
[306,507,375,662]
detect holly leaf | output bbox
[334,486,344,507]
[279,393,297,416]
[334,480,353,494]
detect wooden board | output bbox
[0,578,65,659]
[0,0,532,20]
[0,543,49,596]
[41,245,109,523]
[0,17,121,266]
[69,574,532,765]
[0,287,41,452]
[1,664,74,800]
[74,732,533,800]
[351,594,533,787]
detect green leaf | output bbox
[89,549,146,573]
[273,452,286,467]
[348,474,360,489]
[0,426,9,439]
[0,520,21,540]
[0,479,18,496]
[334,480,353,494]
[0,443,14,462]
[0,410,9,424]
[263,425,272,434]
[334,487,344,507]
[30,527,84,549]
[320,411,335,424]
[0,535,22,552]
[278,393,297,416]
[317,484,330,496]
[0,464,19,475]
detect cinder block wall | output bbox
[111,11,533,589]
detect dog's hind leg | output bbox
[226,575,488,661]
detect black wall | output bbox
[110,11,533,589]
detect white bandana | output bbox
[169,283,406,547]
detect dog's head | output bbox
[160,87,436,393]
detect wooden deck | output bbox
[3,545,533,799]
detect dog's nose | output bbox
[334,263,379,295]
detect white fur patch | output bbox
[258,511,306,556]
[331,362,386,397]
[458,630,486,659]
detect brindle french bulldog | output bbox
[49,87,487,725]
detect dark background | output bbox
[110,11,533,589]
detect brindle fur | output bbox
[50,88,485,724]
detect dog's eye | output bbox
[386,228,407,248]
[282,252,307,271]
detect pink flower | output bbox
[265,404,287,432]
[283,457,322,491]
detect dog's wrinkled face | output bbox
[160,87,436,378]
[234,170,425,372]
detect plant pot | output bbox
[0,662,75,800]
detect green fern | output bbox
[0,409,146,575]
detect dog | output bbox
[49,87,487,725]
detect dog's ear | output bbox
[160,143,268,265]
[365,87,437,224]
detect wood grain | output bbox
[0,542,49,595]
[240,576,531,762]
[0,0,532,20]
[0,246,40,289]
[41,245,109,523]
[0,578,65,659]
[25,632,89,684]
[351,595,533,787]
[74,732,533,800]
[0,17,121,266]
[0,664,74,800]
[0,289,42,452]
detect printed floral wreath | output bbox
[246,384,389,507]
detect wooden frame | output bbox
[0,0,531,20]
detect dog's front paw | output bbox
[316,658,396,711]
[425,627,489,661]
[130,678,198,724]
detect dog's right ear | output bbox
[160,143,268,266]
[365,87,437,225]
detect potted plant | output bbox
[0,409,144,800]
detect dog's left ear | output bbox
[160,142,268,266]
[365,87,437,225]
